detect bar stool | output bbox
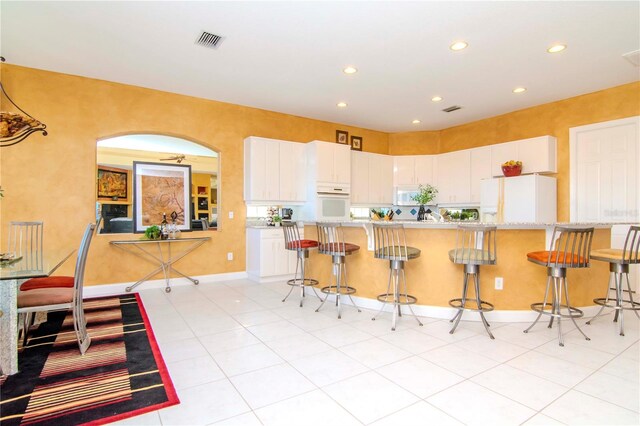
[315,222,361,319]
[524,226,594,346]
[587,226,640,336]
[281,221,321,307]
[448,225,497,339]
[371,223,423,331]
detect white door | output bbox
[393,156,416,185]
[351,151,369,204]
[315,142,335,183]
[333,145,351,184]
[415,155,435,186]
[470,147,492,203]
[571,117,639,223]
[571,116,640,290]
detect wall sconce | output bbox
[0,57,48,148]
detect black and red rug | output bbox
[0,294,179,425]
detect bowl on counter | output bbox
[502,164,522,177]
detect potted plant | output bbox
[411,184,438,221]
[272,215,282,227]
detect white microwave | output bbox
[394,186,421,206]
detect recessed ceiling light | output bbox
[343,66,358,74]
[412,119,421,124]
[337,102,347,108]
[431,96,443,102]
[513,87,527,94]
[450,41,468,51]
[547,44,566,53]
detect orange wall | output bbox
[0,64,388,285]
[389,82,640,221]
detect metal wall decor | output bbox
[0,57,48,148]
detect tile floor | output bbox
[111,279,640,426]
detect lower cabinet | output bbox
[246,227,301,282]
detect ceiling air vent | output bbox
[196,31,223,49]
[442,105,462,113]
[622,50,640,67]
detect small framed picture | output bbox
[350,135,363,151]
[336,130,348,145]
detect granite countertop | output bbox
[300,220,618,230]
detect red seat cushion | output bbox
[527,251,587,265]
[20,276,74,291]
[18,288,73,308]
[286,239,319,249]
[319,242,360,254]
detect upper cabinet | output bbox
[352,152,393,206]
[490,136,557,177]
[435,150,471,204]
[470,147,492,203]
[393,155,435,186]
[244,136,306,204]
[307,141,351,185]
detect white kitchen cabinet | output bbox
[279,141,306,202]
[517,136,557,175]
[307,141,351,185]
[247,227,301,282]
[490,136,557,177]
[351,152,393,206]
[470,147,492,203]
[244,137,305,203]
[393,155,435,186]
[435,150,471,204]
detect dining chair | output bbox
[7,221,44,272]
[17,223,96,354]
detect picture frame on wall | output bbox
[351,135,363,151]
[336,130,349,145]
[97,166,129,202]
[133,161,192,233]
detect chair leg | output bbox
[615,272,624,336]
[587,271,613,326]
[474,273,494,339]
[625,273,640,320]
[555,277,564,347]
[372,267,394,321]
[342,262,361,313]
[450,272,469,334]
[525,274,552,334]
[73,303,91,355]
[401,268,423,327]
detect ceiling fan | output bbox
[159,154,186,163]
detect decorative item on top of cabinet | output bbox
[336,130,348,145]
[501,160,522,177]
[350,135,363,151]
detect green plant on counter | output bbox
[144,225,161,240]
[411,184,438,205]
[272,215,282,223]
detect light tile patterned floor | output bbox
[110,279,640,426]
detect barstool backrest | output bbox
[281,221,302,251]
[547,226,594,268]
[622,226,640,264]
[316,222,346,256]
[372,223,409,261]
[451,225,497,265]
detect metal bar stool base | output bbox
[529,303,584,319]
[287,278,320,287]
[449,298,494,312]
[377,293,418,305]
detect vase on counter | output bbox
[417,205,426,221]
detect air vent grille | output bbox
[442,105,462,113]
[196,31,223,49]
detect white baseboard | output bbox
[247,273,296,284]
[83,271,248,298]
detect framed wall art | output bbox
[351,135,363,151]
[133,161,192,233]
[97,166,129,201]
[336,130,349,145]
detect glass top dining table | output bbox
[0,249,75,375]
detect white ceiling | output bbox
[2,1,639,133]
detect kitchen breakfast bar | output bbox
[301,221,612,316]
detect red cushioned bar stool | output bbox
[315,222,361,319]
[281,221,321,307]
[587,225,640,336]
[524,226,594,346]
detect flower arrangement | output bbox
[411,184,438,205]
[144,225,161,240]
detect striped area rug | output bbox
[0,294,179,425]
